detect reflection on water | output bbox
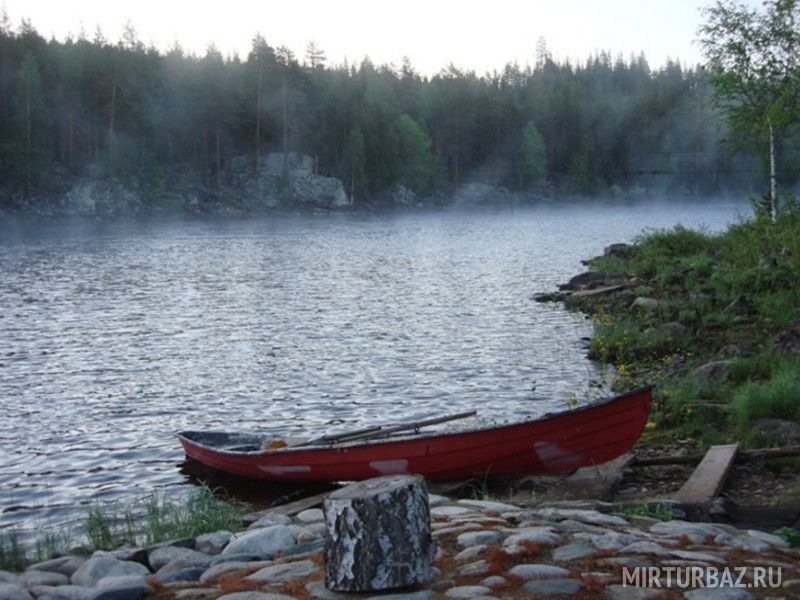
[0,200,747,534]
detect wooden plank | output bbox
[569,284,628,298]
[672,443,739,504]
[242,490,333,525]
[543,453,633,501]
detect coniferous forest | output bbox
[1,15,797,214]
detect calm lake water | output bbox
[0,199,748,535]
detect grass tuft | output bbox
[733,365,800,429]
[1,485,248,571]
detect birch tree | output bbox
[699,0,800,221]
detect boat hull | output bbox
[178,387,651,481]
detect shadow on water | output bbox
[178,458,336,510]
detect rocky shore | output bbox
[1,493,797,600]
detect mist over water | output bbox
[0,199,748,534]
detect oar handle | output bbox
[288,410,478,448]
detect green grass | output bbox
[0,486,248,571]
[733,364,800,428]
[0,531,26,572]
[581,205,800,448]
[774,526,800,548]
[84,486,248,551]
[617,501,674,522]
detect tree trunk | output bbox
[25,81,31,196]
[216,128,222,190]
[203,129,209,188]
[108,67,117,176]
[324,475,433,592]
[282,81,289,177]
[769,120,777,223]
[255,56,262,175]
[68,105,75,170]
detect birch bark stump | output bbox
[324,474,433,592]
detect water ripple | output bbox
[0,201,745,533]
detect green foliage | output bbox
[341,127,366,202]
[733,364,800,427]
[85,505,117,550]
[774,526,800,548]
[590,320,688,363]
[83,486,247,550]
[391,114,441,193]
[618,502,674,522]
[0,15,786,203]
[581,209,800,447]
[698,0,800,217]
[513,121,547,189]
[0,530,26,572]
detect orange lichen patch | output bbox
[144,576,168,592]
[485,546,517,575]
[578,548,615,568]
[216,566,268,593]
[280,577,315,599]
[265,439,288,450]
[433,551,459,576]
[518,539,541,557]
[308,551,325,565]
[578,571,610,592]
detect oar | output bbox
[293,410,477,448]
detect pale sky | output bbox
[3,0,763,75]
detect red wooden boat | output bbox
[178,386,652,481]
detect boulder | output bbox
[148,546,210,571]
[195,530,233,554]
[222,525,310,558]
[776,321,800,353]
[245,559,319,582]
[0,583,33,600]
[62,179,142,217]
[261,152,315,175]
[750,418,800,445]
[631,297,660,311]
[17,571,69,587]
[27,556,86,578]
[380,183,416,206]
[507,563,570,579]
[71,556,150,587]
[31,584,94,599]
[562,271,626,291]
[604,243,634,257]
[289,170,349,207]
[692,360,733,383]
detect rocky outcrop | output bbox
[62,179,143,217]
[376,183,417,206]
[288,170,348,207]
[225,153,349,209]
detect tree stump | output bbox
[323,474,433,592]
